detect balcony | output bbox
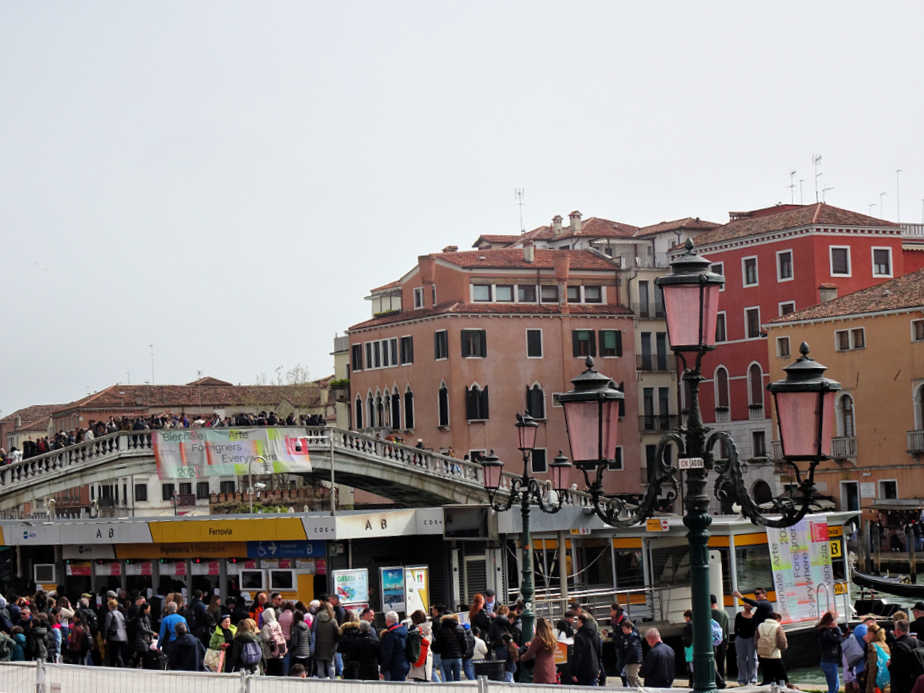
[770,440,783,462]
[908,430,924,455]
[901,223,924,239]
[637,354,671,371]
[630,304,666,320]
[640,415,679,433]
[831,436,858,460]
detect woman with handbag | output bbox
[205,614,236,672]
[260,608,287,675]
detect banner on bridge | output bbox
[153,427,312,479]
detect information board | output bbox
[332,568,369,605]
[380,566,406,613]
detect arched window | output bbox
[752,480,773,504]
[404,387,414,429]
[367,393,374,428]
[748,363,764,408]
[525,384,545,419]
[714,367,730,409]
[465,384,489,420]
[390,388,400,430]
[837,394,855,437]
[355,396,363,429]
[438,383,449,427]
[375,392,384,428]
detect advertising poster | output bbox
[405,565,429,614]
[766,513,833,624]
[154,427,312,479]
[333,568,369,605]
[380,566,406,613]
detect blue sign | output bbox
[246,540,326,559]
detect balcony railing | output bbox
[901,223,924,239]
[640,415,679,433]
[908,430,924,455]
[770,440,783,462]
[637,354,671,371]
[832,436,858,460]
[630,304,666,320]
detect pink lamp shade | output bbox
[515,414,539,451]
[481,453,504,491]
[662,283,721,349]
[775,390,835,458]
[550,452,572,492]
[562,398,621,466]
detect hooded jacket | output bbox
[313,608,340,662]
[407,621,433,682]
[228,630,263,673]
[340,621,380,680]
[259,608,286,659]
[433,614,467,660]
[380,622,410,681]
[289,619,311,659]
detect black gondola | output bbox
[852,568,924,598]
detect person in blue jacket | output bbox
[380,611,410,681]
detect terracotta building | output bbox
[765,269,924,513]
[679,203,924,503]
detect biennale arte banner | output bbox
[766,513,834,624]
[153,428,311,479]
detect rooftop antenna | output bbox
[788,170,797,203]
[514,188,526,234]
[812,154,823,202]
[148,344,155,385]
[869,203,876,215]
[822,186,834,203]
[799,178,805,205]
[896,169,902,221]
[879,191,887,217]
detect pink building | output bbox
[346,246,640,494]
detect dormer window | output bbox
[472,285,492,302]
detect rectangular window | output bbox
[434,330,448,359]
[599,330,622,357]
[835,329,851,351]
[526,329,543,358]
[645,445,658,484]
[389,337,399,366]
[836,328,865,351]
[658,387,670,420]
[640,332,652,370]
[715,312,727,343]
[779,301,795,316]
[196,481,210,500]
[179,482,192,496]
[872,247,892,277]
[530,449,548,474]
[607,447,624,471]
[413,286,425,309]
[752,431,767,458]
[638,281,650,315]
[472,284,492,302]
[851,328,865,349]
[162,483,175,502]
[461,329,487,358]
[351,344,363,371]
[745,307,761,339]
[776,336,791,358]
[517,285,537,302]
[400,336,414,364]
[777,250,793,281]
[134,483,148,502]
[432,285,437,305]
[656,333,668,370]
[572,330,596,357]
[584,286,602,303]
[830,246,851,276]
[567,286,581,303]
[495,285,514,302]
[540,285,559,303]
[438,387,449,427]
[742,257,758,287]
[219,480,236,495]
[711,263,725,291]
[879,480,898,500]
[913,319,924,342]
[526,386,545,419]
[373,341,381,368]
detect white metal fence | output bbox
[0,661,799,693]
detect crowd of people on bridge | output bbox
[0,584,685,686]
[0,411,328,466]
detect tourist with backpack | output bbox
[103,598,128,667]
[407,610,432,682]
[433,612,467,681]
[757,612,788,686]
[380,610,410,681]
[228,618,264,673]
[889,619,924,693]
[863,623,891,693]
[259,608,287,675]
[461,622,476,680]
[64,616,90,664]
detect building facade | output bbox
[765,269,924,514]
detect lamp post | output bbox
[481,413,572,645]
[249,455,270,514]
[559,239,841,693]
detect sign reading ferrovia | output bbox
[678,457,704,470]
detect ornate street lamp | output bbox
[561,240,839,693]
[481,413,571,645]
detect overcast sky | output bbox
[1,1,922,416]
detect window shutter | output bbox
[618,382,625,417]
[481,386,489,419]
[572,331,580,357]
[615,330,622,357]
[465,386,473,419]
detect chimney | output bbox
[418,255,436,284]
[818,283,838,302]
[442,245,458,253]
[551,215,563,234]
[523,242,535,263]
[569,210,582,234]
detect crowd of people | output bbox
[0,411,328,466]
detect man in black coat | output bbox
[167,623,205,672]
[733,588,773,629]
[641,628,675,688]
[889,620,923,693]
[571,613,603,686]
[911,602,924,639]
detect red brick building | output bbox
[346,246,641,494]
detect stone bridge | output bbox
[0,427,594,512]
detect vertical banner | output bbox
[380,566,406,613]
[405,565,429,615]
[333,568,369,606]
[766,513,833,624]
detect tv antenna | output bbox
[879,191,887,217]
[822,186,834,203]
[788,171,797,203]
[148,344,155,385]
[896,169,902,221]
[812,154,823,202]
[799,179,805,205]
[514,188,526,234]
